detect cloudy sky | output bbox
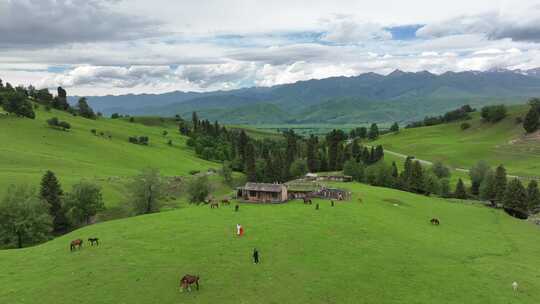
[1,0,540,95]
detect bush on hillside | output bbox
[481,105,507,123]
[460,122,471,130]
[47,117,71,131]
[128,136,149,145]
[406,105,475,129]
[129,168,163,215]
[1,92,35,119]
[187,175,211,204]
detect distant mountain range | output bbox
[75,68,540,124]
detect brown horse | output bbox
[70,239,83,251]
[303,197,312,205]
[210,200,219,208]
[430,218,440,225]
[221,198,231,206]
[180,274,200,292]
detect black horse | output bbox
[430,218,440,225]
[88,238,99,246]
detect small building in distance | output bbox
[304,173,353,183]
[237,183,288,203]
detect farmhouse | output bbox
[237,183,288,203]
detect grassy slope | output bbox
[0,107,217,209]
[1,183,539,304]
[373,105,540,179]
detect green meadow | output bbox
[1,183,539,304]
[373,105,540,179]
[0,107,217,213]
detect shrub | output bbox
[58,121,71,130]
[460,122,471,130]
[187,175,211,204]
[90,129,97,135]
[189,170,200,175]
[47,117,70,130]
[481,105,507,123]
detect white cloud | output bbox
[417,6,540,42]
[0,0,162,47]
[1,0,540,95]
[320,16,392,44]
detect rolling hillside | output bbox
[0,106,218,217]
[1,183,539,303]
[373,105,540,179]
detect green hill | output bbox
[373,105,540,179]
[1,183,539,303]
[0,106,218,216]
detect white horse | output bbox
[512,281,518,292]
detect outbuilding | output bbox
[237,183,288,203]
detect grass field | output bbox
[373,105,540,179]
[1,182,539,304]
[0,107,218,214]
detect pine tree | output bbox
[306,135,318,172]
[469,161,491,196]
[245,143,257,182]
[410,161,424,193]
[400,156,414,190]
[523,106,540,133]
[191,112,199,132]
[391,161,399,179]
[319,150,328,172]
[454,178,467,199]
[503,178,528,212]
[368,123,379,140]
[494,165,507,203]
[39,171,67,232]
[372,145,384,163]
[526,180,540,213]
[390,122,399,132]
[480,170,496,203]
[237,130,248,162]
[351,139,361,161]
[77,97,96,119]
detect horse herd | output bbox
[69,237,99,251]
[67,197,441,294]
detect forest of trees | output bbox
[523,98,540,133]
[405,105,475,128]
[0,78,97,121]
[183,112,384,183]
[0,170,104,248]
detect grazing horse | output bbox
[180,275,200,292]
[221,198,231,206]
[210,201,219,209]
[303,197,312,205]
[430,218,440,225]
[70,239,83,251]
[88,238,99,246]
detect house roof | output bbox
[241,183,286,192]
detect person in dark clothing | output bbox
[253,248,259,264]
[235,204,239,212]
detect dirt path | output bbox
[382,148,533,180]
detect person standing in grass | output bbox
[253,248,260,264]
